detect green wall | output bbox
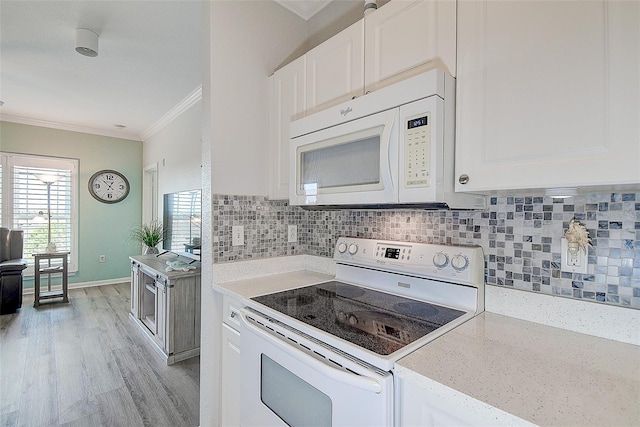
[0,121,143,288]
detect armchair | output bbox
[0,228,28,314]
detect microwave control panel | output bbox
[404,112,431,188]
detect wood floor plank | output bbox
[17,353,59,426]
[0,283,199,426]
[54,338,99,425]
[112,343,187,426]
[0,410,18,427]
[0,337,28,415]
[94,386,145,427]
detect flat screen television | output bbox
[162,189,201,261]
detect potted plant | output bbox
[130,220,165,254]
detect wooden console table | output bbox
[33,252,69,307]
[130,254,201,364]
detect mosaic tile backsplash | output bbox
[212,192,640,309]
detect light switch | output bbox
[232,225,244,246]
[288,225,297,243]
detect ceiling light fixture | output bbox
[75,28,99,57]
[545,187,578,199]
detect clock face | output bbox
[88,170,130,203]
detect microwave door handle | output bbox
[240,310,383,394]
[383,112,397,188]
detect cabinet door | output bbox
[399,378,474,427]
[269,56,306,200]
[305,20,364,114]
[130,263,139,317]
[364,0,456,92]
[455,0,640,192]
[221,323,241,427]
[154,279,167,351]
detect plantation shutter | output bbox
[1,153,78,274]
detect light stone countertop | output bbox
[212,269,334,300]
[396,312,640,427]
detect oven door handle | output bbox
[240,310,383,394]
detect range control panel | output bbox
[334,237,484,286]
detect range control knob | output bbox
[433,252,449,268]
[348,243,358,255]
[451,254,469,271]
[337,242,348,253]
[348,315,358,325]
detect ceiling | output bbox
[0,1,330,142]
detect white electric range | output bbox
[239,237,485,427]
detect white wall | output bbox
[201,2,307,426]
[209,0,307,197]
[143,99,203,218]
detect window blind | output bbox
[1,153,78,274]
[13,166,72,258]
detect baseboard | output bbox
[22,277,130,295]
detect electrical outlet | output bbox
[288,225,298,243]
[99,254,106,263]
[561,238,588,274]
[232,225,244,246]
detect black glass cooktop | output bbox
[251,281,465,356]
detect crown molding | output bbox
[275,0,332,20]
[0,114,142,141]
[140,85,203,141]
[0,85,202,142]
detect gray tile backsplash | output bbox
[212,192,640,309]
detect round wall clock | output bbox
[88,169,130,203]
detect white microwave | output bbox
[289,69,485,210]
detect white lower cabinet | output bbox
[396,373,534,427]
[455,0,640,192]
[398,378,473,427]
[221,294,242,426]
[221,323,241,427]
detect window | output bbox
[0,153,78,275]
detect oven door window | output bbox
[261,354,331,426]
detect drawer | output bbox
[222,294,242,330]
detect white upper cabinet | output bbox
[305,20,365,114]
[269,0,458,200]
[269,56,306,200]
[455,0,640,192]
[364,0,456,92]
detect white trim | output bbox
[274,0,332,20]
[0,115,142,141]
[22,276,130,295]
[140,85,203,141]
[0,85,202,142]
[143,163,159,223]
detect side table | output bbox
[33,252,70,307]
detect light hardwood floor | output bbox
[0,282,200,427]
